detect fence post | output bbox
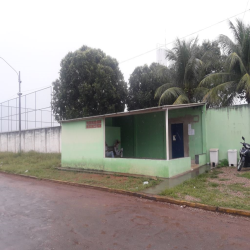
[35,91,36,128]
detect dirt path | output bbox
[0,172,250,250]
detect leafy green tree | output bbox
[199,19,250,106]
[52,45,127,120]
[154,38,222,105]
[127,63,170,110]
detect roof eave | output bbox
[60,103,206,123]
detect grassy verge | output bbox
[238,172,250,179]
[161,167,250,210]
[0,152,161,192]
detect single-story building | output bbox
[61,103,207,178]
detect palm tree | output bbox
[199,19,250,106]
[155,38,221,105]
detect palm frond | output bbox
[202,81,236,105]
[194,87,210,101]
[158,87,185,105]
[184,57,203,86]
[199,73,233,87]
[240,28,250,68]
[190,36,199,55]
[166,49,177,62]
[154,83,174,99]
[226,52,247,74]
[155,65,170,79]
[218,34,238,55]
[202,89,213,103]
[237,73,250,92]
[229,19,245,47]
[173,94,189,104]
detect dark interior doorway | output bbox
[171,123,184,159]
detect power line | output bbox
[0,57,18,76]
[119,9,250,64]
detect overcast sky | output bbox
[1,0,250,104]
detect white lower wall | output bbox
[0,126,61,153]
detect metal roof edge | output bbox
[60,103,205,123]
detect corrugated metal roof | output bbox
[60,103,205,123]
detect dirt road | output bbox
[0,173,249,250]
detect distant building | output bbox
[156,45,168,66]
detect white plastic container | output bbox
[210,148,219,167]
[228,149,237,167]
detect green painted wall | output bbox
[105,127,121,148]
[61,119,104,169]
[111,116,135,158]
[169,107,203,160]
[198,154,207,166]
[206,104,250,161]
[106,112,166,159]
[62,156,191,178]
[61,112,190,178]
[135,112,166,159]
[201,105,207,154]
[103,158,168,177]
[61,107,209,178]
[168,157,191,177]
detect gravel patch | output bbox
[209,167,250,187]
[208,167,250,198]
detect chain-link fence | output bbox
[0,86,59,133]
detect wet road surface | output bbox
[0,173,250,250]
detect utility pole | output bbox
[18,72,22,153]
[0,57,22,152]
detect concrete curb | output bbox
[1,170,250,218]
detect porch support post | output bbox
[103,118,106,158]
[165,109,169,160]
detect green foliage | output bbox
[217,159,229,168]
[199,19,250,106]
[209,182,219,187]
[228,183,249,192]
[127,63,169,110]
[238,172,250,179]
[155,38,222,105]
[52,45,127,120]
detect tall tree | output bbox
[199,19,250,106]
[154,38,222,105]
[127,63,169,110]
[52,45,127,121]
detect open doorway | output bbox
[171,123,184,159]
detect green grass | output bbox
[0,152,161,192]
[238,172,250,179]
[161,168,250,210]
[228,183,250,192]
[209,170,222,178]
[209,182,219,188]
[217,159,229,168]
